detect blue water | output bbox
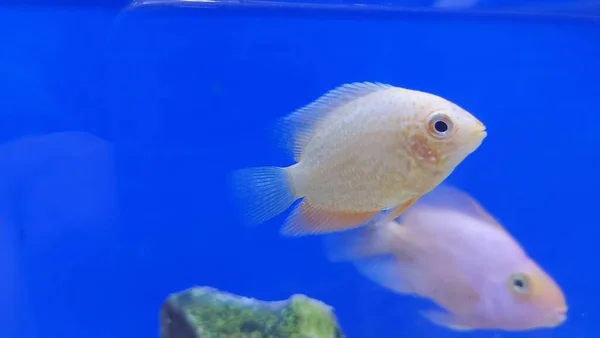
[0,1,598,337]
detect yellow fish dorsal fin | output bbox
[275,82,394,162]
[405,184,506,231]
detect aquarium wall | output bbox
[0,0,598,337]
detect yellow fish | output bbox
[231,82,487,236]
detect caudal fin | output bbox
[230,166,297,226]
[323,224,391,262]
[323,225,416,295]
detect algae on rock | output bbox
[160,286,345,338]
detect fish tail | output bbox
[324,222,417,295]
[324,224,392,262]
[230,166,298,226]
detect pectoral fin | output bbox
[384,198,418,223]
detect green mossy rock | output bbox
[160,286,345,338]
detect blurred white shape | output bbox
[0,131,118,338]
[0,131,118,249]
[128,0,230,10]
[433,0,479,9]
[0,219,36,338]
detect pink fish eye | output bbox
[426,112,454,138]
[508,273,531,294]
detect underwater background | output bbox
[0,0,599,337]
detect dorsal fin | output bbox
[400,184,506,231]
[275,82,394,162]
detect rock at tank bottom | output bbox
[160,286,345,338]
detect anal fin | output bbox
[420,310,474,331]
[280,199,379,236]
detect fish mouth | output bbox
[468,121,487,141]
[477,123,487,137]
[551,307,568,325]
[468,128,487,143]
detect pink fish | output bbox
[325,184,567,331]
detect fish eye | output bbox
[508,273,531,294]
[426,112,454,138]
